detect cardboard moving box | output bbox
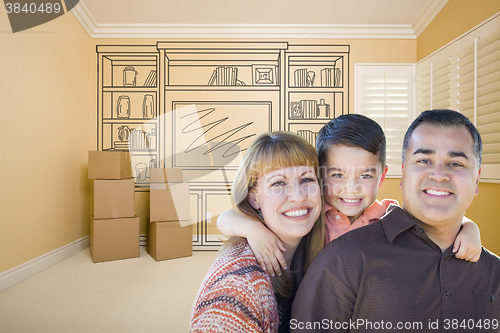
[147,220,192,261]
[88,151,132,180]
[94,179,135,219]
[90,216,140,263]
[150,168,184,183]
[150,182,189,222]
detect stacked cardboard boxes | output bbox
[88,151,140,263]
[147,168,192,261]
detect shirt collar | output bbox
[380,205,464,255]
[361,199,395,222]
[324,199,396,222]
[380,205,419,243]
[324,201,335,213]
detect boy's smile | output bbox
[322,145,387,223]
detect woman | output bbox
[190,132,325,333]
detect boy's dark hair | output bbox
[316,114,386,167]
[402,109,482,167]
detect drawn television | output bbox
[171,102,273,171]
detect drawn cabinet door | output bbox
[202,189,234,249]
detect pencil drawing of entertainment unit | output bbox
[97,42,350,249]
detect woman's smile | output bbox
[282,208,311,218]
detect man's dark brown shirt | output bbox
[291,206,500,332]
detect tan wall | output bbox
[0,13,91,273]
[417,0,500,61]
[465,183,500,255]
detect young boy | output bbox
[217,114,482,276]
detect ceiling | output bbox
[72,0,448,38]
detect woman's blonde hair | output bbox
[231,131,325,298]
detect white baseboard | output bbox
[0,236,89,293]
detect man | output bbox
[290,110,500,332]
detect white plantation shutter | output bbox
[455,41,475,120]
[432,55,452,109]
[355,65,415,176]
[417,45,452,112]
[453,13,500,178]
[477,29,500,164]
[417,62,431,111]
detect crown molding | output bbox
[71,0,450,40]
[71,2,418,39]
[412,0,449,38]
[85,23,417,39]
[70,0,98,36]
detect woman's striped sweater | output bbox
[190,241,279,332]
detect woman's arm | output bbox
[217,209,287,276]
[217,209,261,238]
[190,243,279,332]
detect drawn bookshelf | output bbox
[97,46,160,185]
[96,42,350,249]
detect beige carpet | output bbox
[0,247,218,333]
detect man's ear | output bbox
[379,165,388,188]
[399,163,404,189]
[248,189,261,210]
[475,168,481,196]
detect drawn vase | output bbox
[143,95,155,119]
[117,96,131,119]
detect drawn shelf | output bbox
[165,64,280,87]
[103,87,157,93]
[100,50,157,88]
[288,87,341,93]
[288,57,345,89]
[164,85,280,91]
[285,45,349,145]
[158,42,287,88]
[101,90,156,116]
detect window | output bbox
[355,64,415,177]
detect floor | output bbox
[0,247,219,333]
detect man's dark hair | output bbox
[316,114,386,167]
[402,109,482,167]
